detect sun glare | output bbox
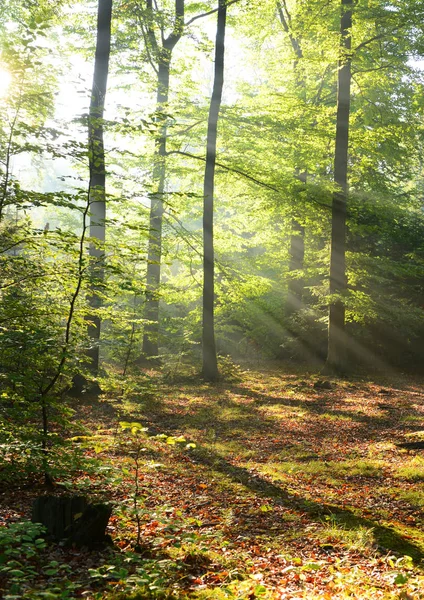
[0,69,12,98]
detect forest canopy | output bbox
[0,0,424,400]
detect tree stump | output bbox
[32,496,112,547]
[65,503,112,547]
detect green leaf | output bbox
[254,585,267,596]
[394,573,409,585]
[8,569,26,577]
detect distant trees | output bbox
[137,0,185,360]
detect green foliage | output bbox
[0,210,91,481]
[0,521,82,599]
[0,521,46,597]
[89,555,177,599]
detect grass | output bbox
[398,489,424,507]
[246,459,384,486]
[319,516,376,553]
[393,457,424,481]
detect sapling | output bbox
[34,181,91,485]
[119,421,149,550]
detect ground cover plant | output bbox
[1,365,424,599]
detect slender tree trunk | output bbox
[277,2,306,321]
[141,0,184,359]
[142,59,170,359]
[0,102,21,223]
[202,0,227,381]
[325,0,352,373]
[87,0,112,373]
[285,213,305,319]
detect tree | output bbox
[86,0,113,375]
[202,0,227,381]
[137,0,185,360]
[325,0,352,373]
[277,1,306,322]
[137,0,240,360]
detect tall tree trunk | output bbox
[325,0,352,373]
[277,1,306,321]
[87,0,112,375]
[141,0,184,359]
[202,0,227,381]
[142,59,169,359]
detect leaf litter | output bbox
[1,366,424,598]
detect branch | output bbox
[0,238,28,254]
[164,0,185,51]
[166,150,331,209]
[276,0,303,59]
[167,149,280,192]
[312,64,333,105]
[167,119,205,137]
[352,62,400,75]
[164,210,249,285]
[354,31,390,52]
[0,272,57,290]
[133,3,159,74]
[164,210,202,258]
[184,0,241,27]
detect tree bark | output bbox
[142,59,169,359]
[141,0,184,359]
[277,2,306,321]
[325,0,352,373]
[87,0,112,373]
[285,215,305,319]
[202,0,227,381]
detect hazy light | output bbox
[0,69,12,98]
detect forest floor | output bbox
[2,363,424,598]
